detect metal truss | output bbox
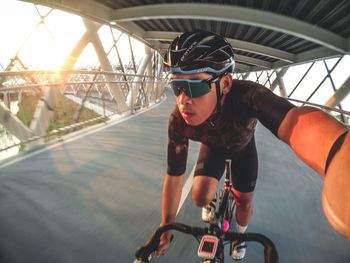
[0,3,166,158]
[1,2,349,159]
[234,55,350,125]
[0,70,166,155]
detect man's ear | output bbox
[221,74,232,95]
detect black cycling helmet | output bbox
[164,30,235,75]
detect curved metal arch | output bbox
[145,31,295,63]
[17,0,350,72]
[154,42,272,69]
[112,3,347,53]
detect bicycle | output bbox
[134,160,278,263]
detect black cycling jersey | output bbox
[167,79,295,176]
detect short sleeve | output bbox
[246,81,295,136]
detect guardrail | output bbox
[287,98,350,126]
[0,70,167,157]
[1,70,349,157]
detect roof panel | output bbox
[95,0,350,36]
[19,0,349,72]
[136,18,322,54]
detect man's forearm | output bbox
[161,174,184,225]
[323,131,350,238]
[278,106,350,238]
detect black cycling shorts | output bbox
[194,136,258,193]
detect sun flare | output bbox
[0,1,85,70]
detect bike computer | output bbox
[198,235,219,259]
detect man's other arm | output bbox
[277,106,350,238]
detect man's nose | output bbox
[178,91,192,104]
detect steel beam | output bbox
[325,77,350,108]
[145,31,295,63]
[0,102,36,141]
[83,19,128,112]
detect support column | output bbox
[18,91,23,104]
[84,19,128,113]
[325,77,350,108]
[269,76,278,92]
[156,53,165,101]
[27,22,93,138]
[0,101,35,141]
[61,29,91,71]
[276,69,288,97]
[30,85,59,136]
[269,68,288,94]
[242,73,250,80]
[126,46,152,110]
[146,50,154,104]
[3,92,10,109]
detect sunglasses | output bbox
[170,76,220,98]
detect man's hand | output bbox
[152,232,173,257]
[154,173,183,257]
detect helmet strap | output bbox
[215,80,222,113]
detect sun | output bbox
[0,1,147,71]
[18,24,65,70]
[0,1,86,70]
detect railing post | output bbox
[131,80,134,114]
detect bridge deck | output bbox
[0,90,349,263]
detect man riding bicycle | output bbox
[154,30,350,260]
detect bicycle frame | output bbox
[205,159,237,261]
[135,160,278,263]
[217,160,236,233]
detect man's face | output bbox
[171,72,218,126]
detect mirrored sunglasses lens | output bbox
[188,81,211,98]
[171,85,180,96]
[171,81,189,97]
[170,80,211,98]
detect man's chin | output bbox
[184,118,204,126]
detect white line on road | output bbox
[176,165,195,215]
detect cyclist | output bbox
[154,30,349,260]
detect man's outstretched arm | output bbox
[153,174,183,257]
[277,106,350,238]
[161,174,184,225]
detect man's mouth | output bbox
[182,110,195,119]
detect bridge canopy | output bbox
[20,0,350,72]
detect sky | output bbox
[0,0,146,70]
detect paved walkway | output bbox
[0,90,349,263]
